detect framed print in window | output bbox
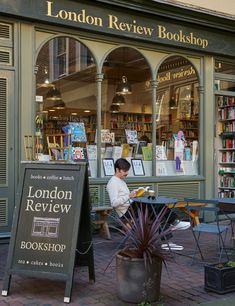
[131,159,145,176]
[103,158,115,176]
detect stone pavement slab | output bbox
[199,297,235,305]
[0,227,235,306]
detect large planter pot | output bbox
[116,252,162,303]
[205,263,235,294]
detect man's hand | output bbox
[129,190,137,198]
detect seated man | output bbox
[106,158,190,251]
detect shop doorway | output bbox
[0,70,15,237]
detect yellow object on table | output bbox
[136,186,150,197]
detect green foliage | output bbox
[115,203,173,265]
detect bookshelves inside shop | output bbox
[110,112,152,143]
[216,92,235,198]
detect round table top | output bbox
[132,196,178,205]
[216,198,235,204]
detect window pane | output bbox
[156,56,199,175]
[35,37,97,175]
[215,60,235,75]
[101,47,152,177]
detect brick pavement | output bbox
[0,226,235,306]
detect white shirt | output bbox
[106,175,130,217]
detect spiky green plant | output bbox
[115,203,173,265]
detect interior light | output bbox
[46,86,62,101]
[112,94,126,105]
[110,104,120,113]
[116,76,132,95]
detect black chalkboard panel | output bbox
[1,162,94,303]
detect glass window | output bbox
[214,60,235,92]
[215,60,235,75]
[35,36,96,171]
[101,47,152,177]
[156,56,199,175]
[99,52,200,177]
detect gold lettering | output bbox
[119,22,127,31]
[143,26,154,36]
[157,25,208,49]
[46,1,59,18]
[136,25,143,35]
[157,72,171,83]
[158,25,167,39]
[108,14,119,30]
[58,10,68,20]
[77,9,86,23]
[108,15,153,36]
[46,3,103,27]
[67,11,77,22]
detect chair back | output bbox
[184,198,220,223]
[46,133,71,161]
[184,198,229,262]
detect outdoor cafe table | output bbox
[213,197,235,210]
[209,198,235,214]
[132,196,178,228]
[133,196,178,206]
[132,196,206,226]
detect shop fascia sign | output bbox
[46,1,208,50]
[2,0,235,55]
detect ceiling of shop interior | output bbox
[37,49,192,115]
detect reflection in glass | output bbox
[35,36,96,168]
[156,56,199,171]
[101,47,152,149]
[100,47,152,177]
[215,60,235,75]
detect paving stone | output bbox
[0,229,235,306]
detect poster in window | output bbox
[136,141,147,155]
[125,129,138,144]
[103,158,115,176]
[69,122,87,142]
[131,159,145,176]
[156,145,167,160]
[177,85,192,119]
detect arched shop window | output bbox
[156,56,200,175]
[35,36,96,163]
[101,47,152,177]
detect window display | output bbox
[35,36,96,163]
[35,40,200,177]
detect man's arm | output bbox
[107,181,129,208]
[107,180,136,208]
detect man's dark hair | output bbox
[114,158,131,172]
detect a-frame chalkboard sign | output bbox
[1,161,95,303]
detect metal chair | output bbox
[218,201,235,246]
[184,198,229,263]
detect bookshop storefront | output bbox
[1,0,235,234]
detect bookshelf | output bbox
[42,115,97,143]
[216,94,235,197]
[180,118,198,140]
[110,112,152,143]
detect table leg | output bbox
[180,208,200,226]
